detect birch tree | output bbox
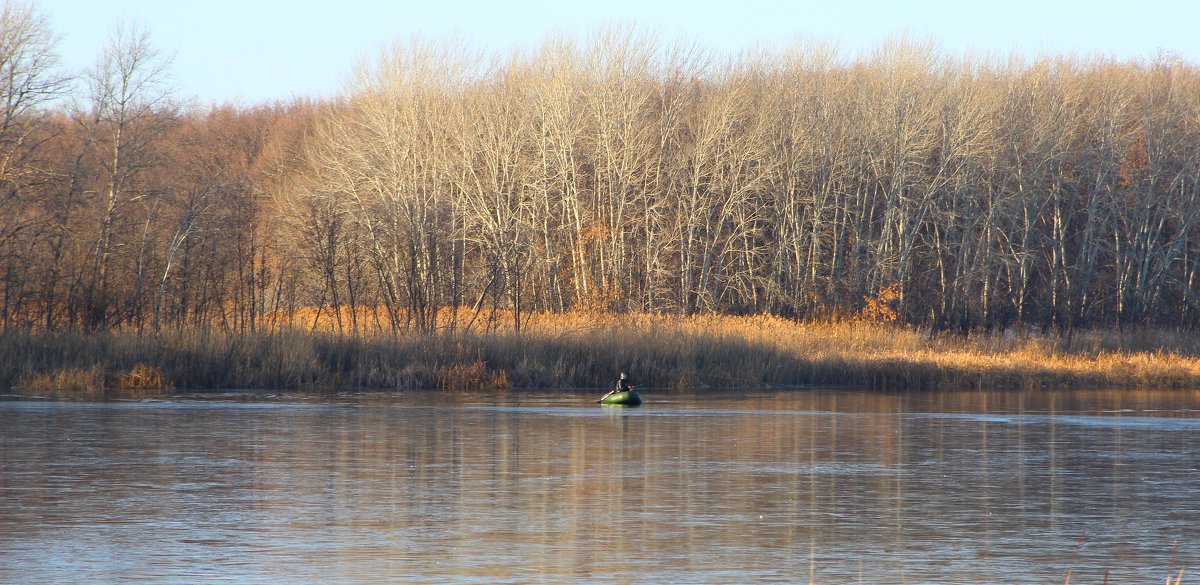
[79,22,174,329]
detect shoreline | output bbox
[4,315,1200,398]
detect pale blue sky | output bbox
[41,0,1200,106]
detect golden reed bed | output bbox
[4,309,1200,396]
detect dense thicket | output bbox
[2,7,1200,335]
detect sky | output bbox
[40,0,1200,106]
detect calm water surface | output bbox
[2,389,1199,584]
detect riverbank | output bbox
[3,314,1200,397]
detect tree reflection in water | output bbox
[1,389,1197,583]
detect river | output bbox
[2,389,1198,584]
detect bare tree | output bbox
[302,39,478,334]
[7,22,1200,335]
[0,1,68,328]
[78,22,174,330]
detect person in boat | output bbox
[615,372,632,393]
[602,372,634,400]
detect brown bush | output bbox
[115,363,170,398]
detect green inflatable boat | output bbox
[599,390,642,406]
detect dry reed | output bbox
[3,313,1200,395]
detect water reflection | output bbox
[1,390,1198,583]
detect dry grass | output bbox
[12,361,169,399]
[2,312,1200,395]
[436,359,512,392]
[115,364,170,398]
[15,366,108,398]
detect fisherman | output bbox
[601,372,633,400]
[614,372,632,393]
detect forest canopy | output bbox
[3,3,1200,336]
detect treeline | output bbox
[2,4,1200,336]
